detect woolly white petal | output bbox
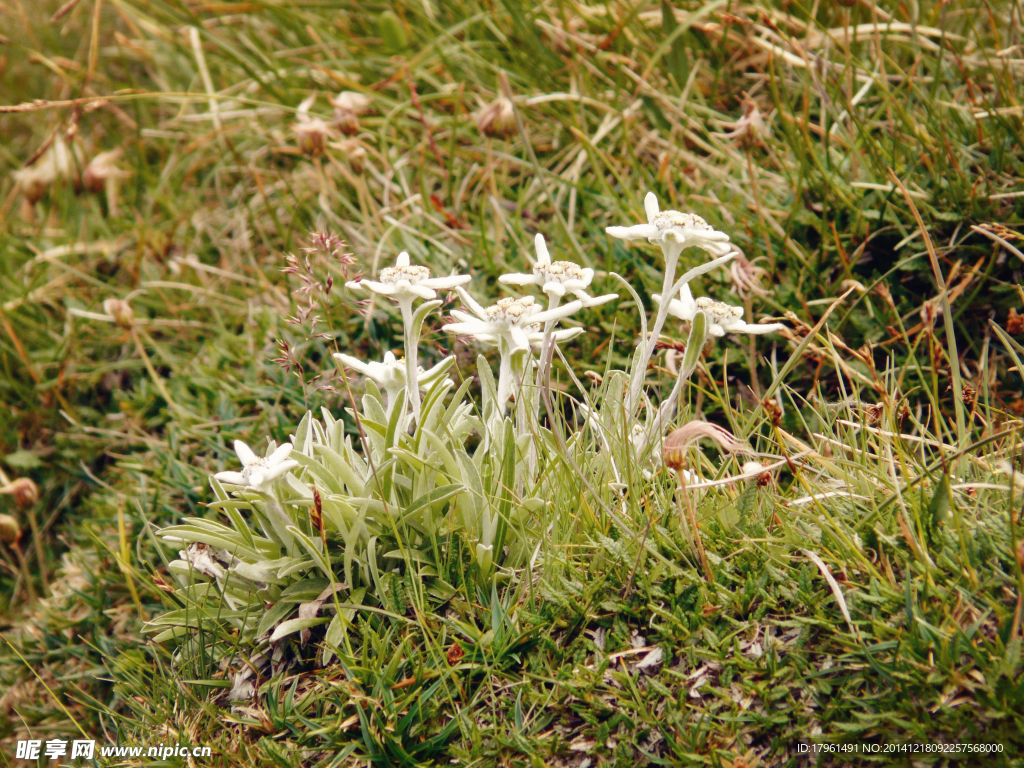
[407,284,437,300]
[532,299,583,325]
[606,224,659,241]
[422,274,471,290]
[447,309,478,324]
[534,233,551,265]
[542,282,567,298]
[644,192,660,222]
[547,327,584,343]
[509,326,532,351]
[396,251,410,267]
[559,278,588,293]
[578,291,617,307]
[731,321,786,335]
[268,442,294,465]
[234,440,258,467]
[262,460,298,483]
[334,353,372,376]
[215,471,246,485]
[248,468,267,490]
[455,287,489,320]
[358,280,398,295]
[499,273,538,286]
[700,240,734,257]
[443,321,490,335]
[678,284,697,315]
[709,324,726,337]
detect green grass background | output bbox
[1,0,1024,765]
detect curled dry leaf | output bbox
[297,582,347,645]
[663,420,754,470]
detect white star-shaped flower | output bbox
[443,291,583,352]
[653,284,785,337]
[334,350,453,402]
[345,251,470,303]
[215,441,298,493]
[499,234,617,307]
[606,192,732,256]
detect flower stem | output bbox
[628,245,681,412]
[399,299,421,422]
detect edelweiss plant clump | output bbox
[152,193,785,689]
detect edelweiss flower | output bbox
[606,192,732,256]
[346,251,470,303]
[334,351,453,402]
[500,234,617,307]
[443,291,582,352]
[653,284,785,337]
[215,441,298,493]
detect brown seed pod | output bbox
[103,298,135,329]
[330,91,372,136]
[476,96,516,138]
[0,513,20,544]
[0,477,39,509]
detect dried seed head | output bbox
[83,149,130,193]
[0,513,20,544]
[741,461,768,483]
[662,439,687,472]
[337,139,367,173]
[1,477,39,509]
[476,96,516,138]
[103,298,135,329]
[294,118,332,156]
[331,91,372,135]
[1007,308,1024,335]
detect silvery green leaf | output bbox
[151,626,189,643]
[158,526,262,560]
[293,411,313,457]
[269,616,330,643]
[282,473,314,500]
[277,557,317,579]
[310,417,327,447]
[257,599,295,638]
[231,559,289,584]
[681,310,707,378]
[361,393,387,425]
[288,525,333,580]
[313,444,365,495]
[320,495,357,536]
[383,548,431,563]
[320,406,335,431]
[210,473,231,503]
[288,451,344,495]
